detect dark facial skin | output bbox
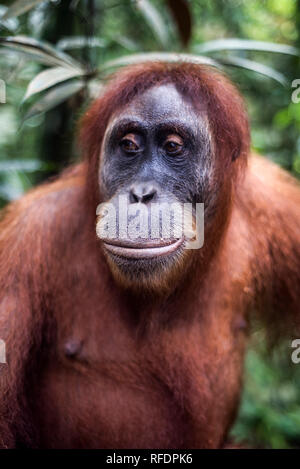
[100,84,212,202]
[97,84,213,290]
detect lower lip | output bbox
[103,238,184,259]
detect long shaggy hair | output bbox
[0,62,299,449]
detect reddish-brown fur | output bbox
[0,63,299,448]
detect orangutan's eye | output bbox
[163,135,184,156]
[120,134,140,154]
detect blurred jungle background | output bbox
[0,0,299,448]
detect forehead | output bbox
[107,83,205,133]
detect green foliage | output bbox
[0,1,297,125]
[232,335,300,448]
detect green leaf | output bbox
[0,171,32,200]
[0,6,19,31]
[88,79,104,99]
[100,52,220,74]
[23,66,85,102]
[195,39,299,56]
[136,0,170,49]
[57,36,107,51]
[70,0,82,8]
[23,80,85,122]
[218,56,288,86]
[1,0,44,20]
[0,159,45,172]
[111,35,140,52]
[0,36,82,70]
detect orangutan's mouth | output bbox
[102,237,184,259]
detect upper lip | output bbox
[102,237,184,259]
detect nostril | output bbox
[142,190,156,203]
[129,183,158,204]
[129,190,139,203]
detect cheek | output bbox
[98,160,112,199]
[192,152,219,203]
[99,157,124,199]
[99,153,141,199]
[169,151,213,203]
[165,166,205,203]
[99,138,124,198]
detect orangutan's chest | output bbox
[34,314,246,448]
